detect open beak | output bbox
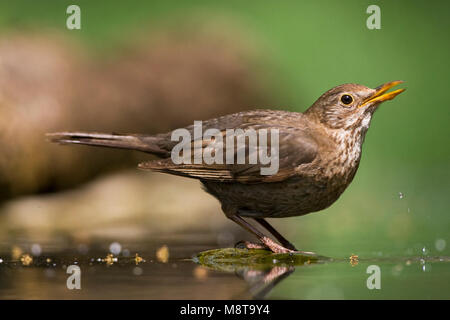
[360,80,405,108]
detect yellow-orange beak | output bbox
[360,80,405,108]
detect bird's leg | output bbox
[226,214,294,254]
[253,218,298,251]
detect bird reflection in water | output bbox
[193,248,327,299]
[237,265,296,299]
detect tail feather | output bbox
[46,132,167,155]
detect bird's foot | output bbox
[235,238,295,254]
[235,240,268,250]
[261,236,295,254]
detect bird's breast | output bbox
[314,128,364,196]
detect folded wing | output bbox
[139,124,317,183]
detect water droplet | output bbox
[422,264,431,272]
[435,239,446,252]
[31,244,42,256]
[132,267,143,276]
[134,253,144,265]
[398,192,404,199]
[156,245,169,263]
[0,258,3,263]
[11,246,23,260]
[20,254,33,266]
[103,253,116,265]
[109,242,122,255]
[422,247,428,255]
[193,266,208,280]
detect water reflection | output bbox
[0,239,449,299]
[193,248,450,299]
[193,248,329,299]
[238,266,295,299]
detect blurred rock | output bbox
[0,26,273,200]
[0,170,241,241]
[0,34,83,197]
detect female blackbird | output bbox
[48,81,405,253]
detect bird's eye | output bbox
[340,94,353,105]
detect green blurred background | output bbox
[0,0,448,299]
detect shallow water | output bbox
[0,234,449,300]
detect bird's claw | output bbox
[261,237,295,254]
[235,238,295,254]
[235,240,268,250]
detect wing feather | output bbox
[139,123,317,183]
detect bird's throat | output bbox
[326,124,368,180]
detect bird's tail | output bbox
[46,132,168,155]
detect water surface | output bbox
[0,234,448,299]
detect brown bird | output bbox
[48,81,405,253]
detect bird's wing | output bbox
[138,123,317,183]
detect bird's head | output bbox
[305,81,405,131]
